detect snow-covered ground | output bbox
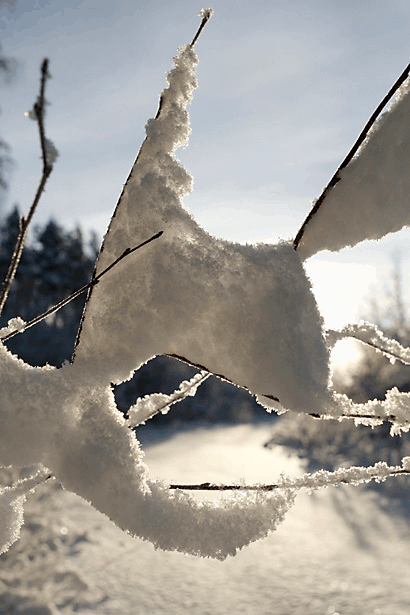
[1,423,409,615]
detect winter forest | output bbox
[1,2,410,614]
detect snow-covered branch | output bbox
[327,321,410,365]
[295,59,410,259]
[127,370,210,427]
[293,59,410,253]
[0,466,52,555]
[169,457,410,491]
[191,8,214,47]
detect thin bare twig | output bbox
[293,59,410,251]
[0,231,163,343]
[151,351,410,428]
[0,59,54,315]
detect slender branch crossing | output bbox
[0,231,163,342]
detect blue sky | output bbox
[1,0,410,330]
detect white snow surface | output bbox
[297,77,410,259]
[74,44,332,416]
[2,425,409,615]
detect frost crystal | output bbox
[401,457,410,471]
[0,317,26,337]
[0,469,50,555]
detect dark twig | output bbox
[95,230,162,280]
[0,231,163,343]
[0,59,54,316]
[190,9,213,48]
[168,352,281,402]
[166,356,408,428]
[170,482,278,491]
[167,350,409,428]
[293,59,410,251]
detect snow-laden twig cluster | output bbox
[1,9,410,561]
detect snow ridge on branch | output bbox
[127,371,210,427]
[327,321,410,365]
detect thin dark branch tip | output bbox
[190,8,214,47]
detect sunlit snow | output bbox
[2,425,409,615]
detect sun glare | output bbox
[305,259,379,330]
